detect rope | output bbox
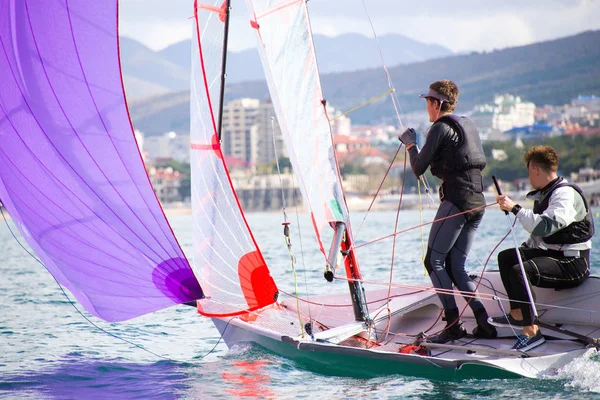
[353,202,497,250]
[0,206,227,362]
[329,89,394,121]
[271,116,306,337]
[417,178,427,276]
[353,143,403,240]
[359,0,406,131]
[270,116,288,220]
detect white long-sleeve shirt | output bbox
[515,178,592,253]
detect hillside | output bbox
[128,30,600,134]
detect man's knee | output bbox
[498,248,517,271]
[424,247,434,274]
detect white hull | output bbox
[210,271,600,379]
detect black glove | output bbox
[399,128,417,147]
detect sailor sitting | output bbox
[490,145,594,352]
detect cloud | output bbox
[118,0,600,52]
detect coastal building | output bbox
[470,95,536,140]
[254,98,287,166]
[327,105,352,136]
[492,94,535,132]
[148,166,182,204]
[221,98,260,166]
[504,124,562,140]
[144,131,190,163]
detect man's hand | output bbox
[399,128,417,147]
[496,194,516,213]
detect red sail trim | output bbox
[194,0,219,136]
[190,134,222,159]
[196,1,227,22]
[197,302,282,318]
[310,212,325,256]
[213,142,279,308]
[237,250,277,309]
[255,0,302,19]
[191,2,278,317]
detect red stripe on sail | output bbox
[238,250,278,309]
[190,134,222,159]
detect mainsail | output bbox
[191,0,278,316]
[244,0,353,257]
[0,0,203,321]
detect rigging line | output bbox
[353,202,497,250]
[359,0,406,130]
[284,235,305,338]
[417,179,427,276]
[272,117,305,337]
[428,220,513,338]
[328,89,394,121]
[292,173,312,326]
[1,206,226,363]
[353,143,402,240]
[279,288,425,308]
[335,275,500,301]
[380,155,409,338]
[271,116,288,217]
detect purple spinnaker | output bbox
[0,0,202,321]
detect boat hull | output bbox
[209,271,600,379]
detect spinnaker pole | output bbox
[216,0,232,141]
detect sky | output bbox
[119,0,600,53]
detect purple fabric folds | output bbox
[0,0,202,321]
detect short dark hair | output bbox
[429,80,458,112]
[524,145,559,173]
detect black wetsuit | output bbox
[407,115,488,314]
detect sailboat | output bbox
[0,0,597,380]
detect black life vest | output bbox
[430,115,487,180]
[430,115,487,219]
[532,177,595,245]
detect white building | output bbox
[144,131,190,163]
[327,105,352,136]
[254,99,287,166]
[221,98,260,165]
[492,94,535,132]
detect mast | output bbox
[216,0,232,141]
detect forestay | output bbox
[191,0,278,316]
[0,0,202,321]
[245,0,353,257]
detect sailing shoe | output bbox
[488,313,526,328]
[472,309,497,339]
[512,331,545,352]
[427,323,467,344]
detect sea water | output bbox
[1,208,600,399]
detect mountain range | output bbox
[126,30,600,134]
[121,33,453,99]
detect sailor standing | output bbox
[399,79,497,343]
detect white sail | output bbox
[245,0,352,257]
[190,1,277,316]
